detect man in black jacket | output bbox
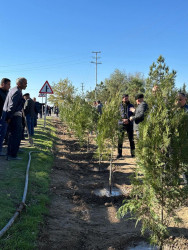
[0,78,11,156]
[117,94,135,158]
[33,97,41,127]
[23,93,35,136]
[130,93,148,139]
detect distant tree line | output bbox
[48,67,187,107]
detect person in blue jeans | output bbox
[0,78,11,156]
[23,93,35,136]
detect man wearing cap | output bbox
[130,93,148,139]
[117,94,135,158]
[2,77,27,160]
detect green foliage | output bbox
[95,81,110,102]
[179,83,187,95]
[85,70,145,104]
[126,73,145,103]
[48,78,75,105]
[104,69,129,97]
[60,96,98,145]
[145,55,176,101]
[0,118,55,249]
[96,95,120,159]
[118,55,188,247]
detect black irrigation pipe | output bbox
[0,151,40,238]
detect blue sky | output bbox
[0,0,188,101]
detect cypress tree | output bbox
[96,95,120,191]
[60,97,98,147]
[118,56,188,248]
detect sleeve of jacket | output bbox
[119,104,124,119]
[135,102,148,124]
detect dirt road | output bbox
[38,119,188,250]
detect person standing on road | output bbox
[33,97,39,127]
[2,77,27,160]
[117,94,135,158]
[96,100,103,115]
[23,93,35,136]
[55,106,59,117]
[129,93,148,139]
[0,78,11,156]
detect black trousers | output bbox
[118,124,135,156]
[7,116,22,157]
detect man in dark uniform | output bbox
[2,77,27,160]
[0,78,11,156]
[117,94,135,158]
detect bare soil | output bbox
[38,119,188,250]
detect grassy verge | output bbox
[0,117,57,250]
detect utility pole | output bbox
[81,82,84,98]
[91,51,102,100]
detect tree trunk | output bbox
[87,133,89,153]
[109,146,113,195]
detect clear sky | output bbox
[0,0,188,101]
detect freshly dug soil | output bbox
[38,119,188,250]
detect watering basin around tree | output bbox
[127,241,158,250]
[93,187,123,197]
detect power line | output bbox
[0,52,90,68]
[91,51,102,100]
[0,60,88,74]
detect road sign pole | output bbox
[42,97,43,117]
[39,81,53,127]
[44,94,47,128]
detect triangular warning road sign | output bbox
[39,81,53,94]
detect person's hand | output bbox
[130,107,135,112]
[7,119,11,124]
[129,116,133,121]
[123,119,129,125]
